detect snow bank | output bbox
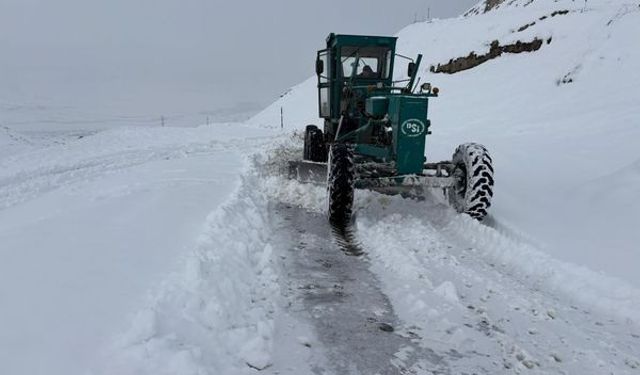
[267,171,640,325]
[445,214,640,323]
[356,197,640,372]
[97,171,280,375]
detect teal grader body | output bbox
[297,33,495,225]
[387,95,429,175]
[314,34,435,175]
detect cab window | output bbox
[340,46,390,79]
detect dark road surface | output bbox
[268,203,448,375]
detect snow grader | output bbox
[292,33,494,225]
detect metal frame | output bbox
[288,159,457,190]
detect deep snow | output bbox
[0,124,278,375]
[92,136,640,374]
[1,0,639,373]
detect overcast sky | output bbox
[0,0,478,122]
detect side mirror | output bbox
[407,62,416,77]
[316,59,324,75]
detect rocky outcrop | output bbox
[465,0,515,16]
[464,0,550,16]
[484,0,508,12]
[429,38,550,74]
[513,10,569,33]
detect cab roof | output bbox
[326,33,397,49]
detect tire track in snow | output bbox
[355,194,640,374]
[0,146,222,209]
[0,134,277,210]
[100,139,639,374]
[259,142,640,373]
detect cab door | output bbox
[316,49,331,119]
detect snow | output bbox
[0,124,278,375]
[98,171,281,375]
[251,0,640,287]
[2,0,640,373]
[264,172,640,373]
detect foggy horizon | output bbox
[0,0,478,128]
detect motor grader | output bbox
[293,33,494,225]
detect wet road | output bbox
[268,203,447,375]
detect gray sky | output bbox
[0,0,478,124]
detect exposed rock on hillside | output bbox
[430,38,549,74]
[464,0,545,16]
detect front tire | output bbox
[448,143,494,220]
[327,144,355,225]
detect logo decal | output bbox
[400,119,426,137]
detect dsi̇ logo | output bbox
[400,119,426,137]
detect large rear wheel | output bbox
[448,143,494,220]
[303,125,314,160]
[303,125,327,162]
[327,144,355,225]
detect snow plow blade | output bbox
[288,160,456,194]
[288,160,327,184]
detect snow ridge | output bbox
[98,171,280,375]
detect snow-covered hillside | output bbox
[251,0,640,287]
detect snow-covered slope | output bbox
[251,0,640,287]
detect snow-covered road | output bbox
[266,203,447,374]
[0,125,276,375]
[2,127,639,374]
[258,144,640,374]
[3,0,640,370]
[0,0,640,375]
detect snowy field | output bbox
[1,0,640,374]
[0,125,278,374]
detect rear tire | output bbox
[303,125,327,162]
[303,125,314,160]
[448,143,494,220]
[327,144,355,225]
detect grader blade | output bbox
[288,160,327,184]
